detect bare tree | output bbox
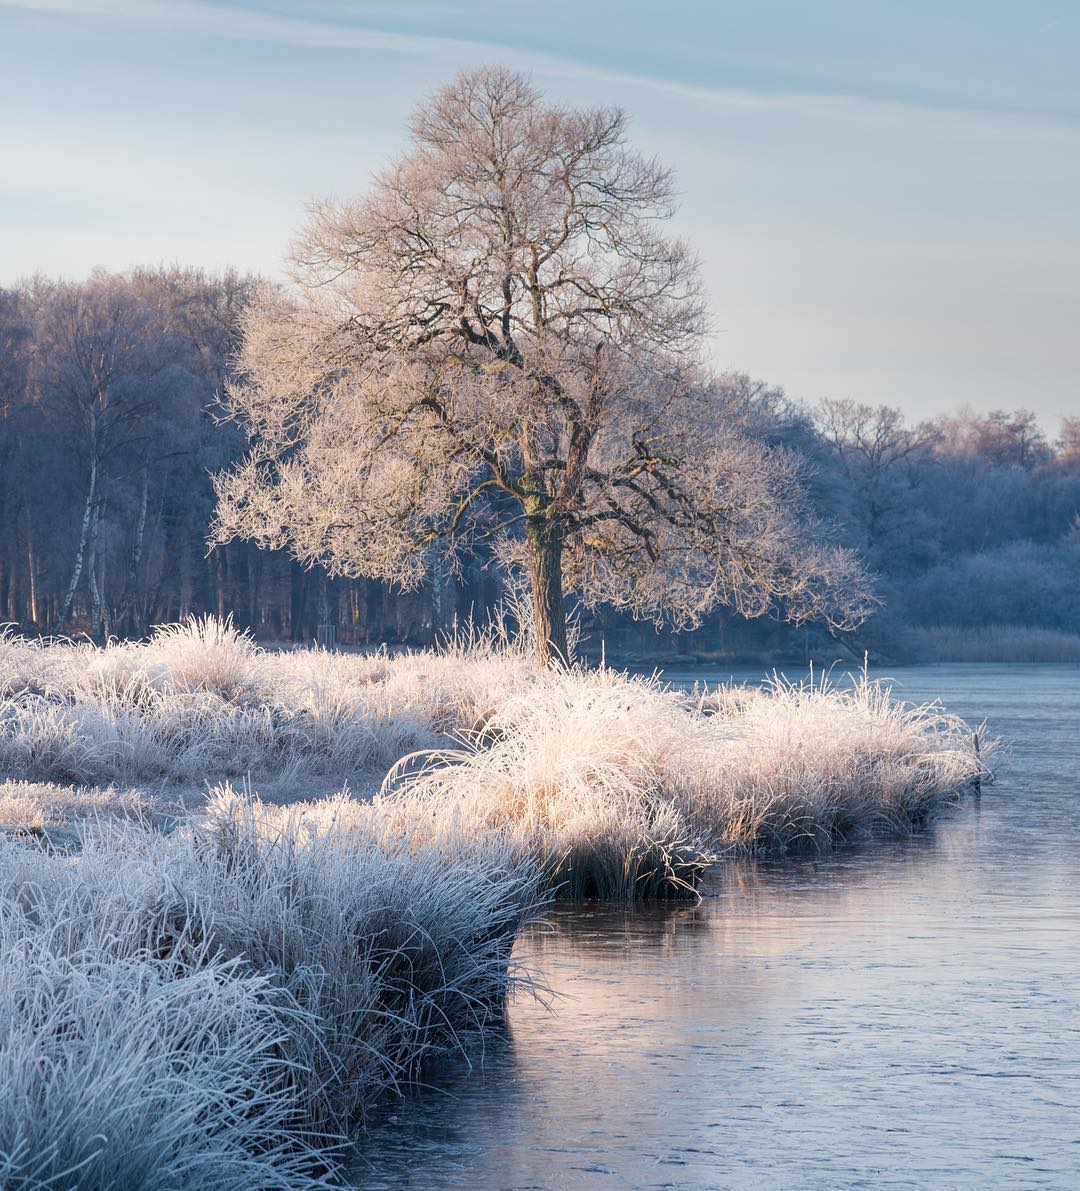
[932,406,1050,470]
[213,66,873,664]
[32,275,167,637]
[817,399,939,560]
[1055,416,1080,463]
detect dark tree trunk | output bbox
[25,506,38,627]
[119,466,149,636]
[214,546,227,621]
[290,561,307,642]
[526,512,568,667]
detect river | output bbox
[356,663,1080,1189]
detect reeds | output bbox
[0,618,534,790]
[0,795,539,1187]
[0,619,992,893]
[906,624,1080,663]
[375,666,991,895]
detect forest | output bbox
[1,266,1078,661]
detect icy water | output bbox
[357,664,1080,1189]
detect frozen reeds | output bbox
[0,795,540,1187]
[682,670,992,850]
[0,618,533,791]
[376,666,992,893]
[0,907,327,1189]
[0,619,992,897]
[0,779,149,834]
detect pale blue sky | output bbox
[2,0,1078,427]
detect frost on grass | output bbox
[0,780,149,837]
[0,798,539,1188]
[0,620,993,1181]
[0,923,326,1190]
[377,665,992,895]
[0,618,992,896]
[0,618,534,794]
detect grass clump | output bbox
[682,671,991,850]
[376,666,991,895]
[0,795,540,1186]
[0,840,328,1189]
[0,618,534,792]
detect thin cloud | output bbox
[3,0,1076,138]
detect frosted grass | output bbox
[0,618,993,1181]
[0,618,533,790]
[0,796,540,1186]
[0,619,991,895]
[376,666,991,895]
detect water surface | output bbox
[358,664,1080,1188]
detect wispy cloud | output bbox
[1,0,503,56]
[3,0,1076,139]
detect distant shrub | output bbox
[905,540,1080,632]
[907,624,1080,662]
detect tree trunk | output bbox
[246,547,259,632]
[214,547,227,621]
[25,508,38,627]
[87,497,105,642]
[120,465,149,636]
[526,513,568,667]
[52,456,97,634]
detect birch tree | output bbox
[213,66,873,664]
[33,276,164,637]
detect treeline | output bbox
[810,399,1080,652]
[1,268,1078,658]
[0,268,503,647]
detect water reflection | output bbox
[358,665,1080,1189]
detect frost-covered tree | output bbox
[816,399,939,563]
[212,66,873,664]
[31,276,170,637]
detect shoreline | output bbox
[0,620,993,1185]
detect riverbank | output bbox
[0,619,990,1184]
[355,664,1076,1189]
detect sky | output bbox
[1,0,1078,429]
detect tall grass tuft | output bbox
[0,837,330,1189]
[0,797,541,1185]
[377,665,991,895]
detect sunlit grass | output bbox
[0,618,992,1181]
